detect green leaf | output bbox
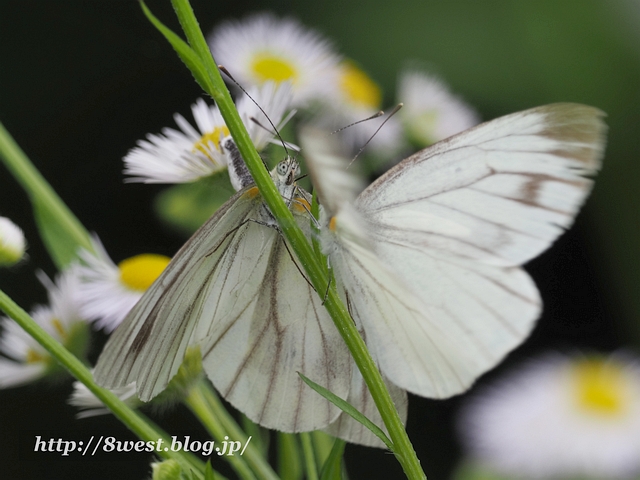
[203,461,216,480]
[319,438,346,480]
[32,197,82,269]
[298,373,394,451]
[140,2,211,94]
[278,433,303,480]
[154,173,235,235]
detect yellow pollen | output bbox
[572,358,629,416]
[339,61,381,109]
[51,318,67,340]
[26,349,45,364]
[250,54,298,83]
[329,216,337,232]
[118,254,171,292]
[193,126,230,160]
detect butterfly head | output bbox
[272,156,300,188]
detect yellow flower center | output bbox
[250,53,298,83]
[339,62,381,109]
[51,318,67,340]
[26,349,46,364]
[193,126,230,160]
[572,357,630,416]
[118,254,171,292]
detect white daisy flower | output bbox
[69,375,139,418]
[459,352,640,479]
[0,268,85,388]
[312,61,405,159]
[75,238,170,332]
[0,216,26,266]
[208,13,341,106]
[397,68,479,147]
[123,81,293,184]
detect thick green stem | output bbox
[0,289,206,478]
[167,2,425,479]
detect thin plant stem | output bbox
[300,433,319,480]
[184,384,257,480]
[196,381,281,480]
[166,1,426,478]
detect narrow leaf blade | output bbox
[298,373,394,450]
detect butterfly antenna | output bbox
[219,64,292,157]
[347,103,403,168]
[331,110,384,135]
[250,116,300,152]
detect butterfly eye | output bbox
[277,161,289,177]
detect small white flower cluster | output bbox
[125,13,478,185]
[458,352,640,480]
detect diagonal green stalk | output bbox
[185,380,280,480]
[166,1,425,478]
[0,289,209,479]
[0,122,94,268]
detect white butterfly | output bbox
[94,103,605,448]
[301,103,605,401]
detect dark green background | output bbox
[1,1,639,479]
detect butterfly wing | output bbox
[94,187,262,401]
[196,214,352,432]
[357,103,605,266]
[303,103,605,399]
[351,103,605,397]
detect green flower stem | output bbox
[166,1,426,479]
[0,289,206,479]
[0,122,94,265]
[300,433,319,480]
[196,381,281,480]
[184,383,257,480]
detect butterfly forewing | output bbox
[356,103,605,266]
[94,188,262,400]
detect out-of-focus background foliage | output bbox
[1,1,639,479]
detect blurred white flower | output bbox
[123,81,293,184]
[459,352,640,479]
[397,68,479,147]
[0,268,85,387]
[75,238,170,332]
[208,13,341,106]
[0,216,26,266]
[318,61,405,158]
[69,374,139,418]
